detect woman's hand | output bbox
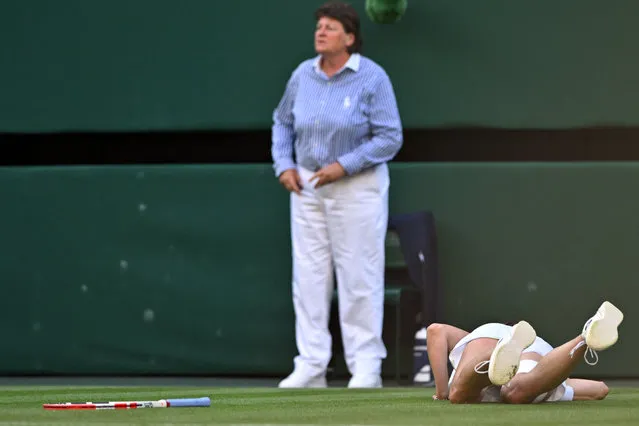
[433,392,449,401]
[309,162,346,188]
[279,169,303,194]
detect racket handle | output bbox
[166,397,211,407]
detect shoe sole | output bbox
[278,377,327,389]
[585,301,624,351]
[347,381,382,389]
[488,320,537,386]
[307,379,328,389]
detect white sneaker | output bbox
[278,370,327,389]
[570,301,624,366]
[581,301,624,351]
[347,374,382,389]
[486,321,537,386]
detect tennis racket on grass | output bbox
[43,396,211,410]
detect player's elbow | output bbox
[448,389,463,404]
[448,387,469,404]
[426,323,445,337]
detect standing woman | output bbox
[271,1,403,388]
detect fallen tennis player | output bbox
[427,301,624,404]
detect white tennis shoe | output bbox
[278,370,327,388]
[486,320,537,386]
[582,301,624,351]
[570,301,624,365]
[347,374,382,389]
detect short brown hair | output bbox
[315,1,363,54]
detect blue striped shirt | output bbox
[271,53,403,177]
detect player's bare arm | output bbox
[426,323,469,400]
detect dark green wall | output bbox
[1,0,639,132]
[0,165,295,375]
[1,163,635,377]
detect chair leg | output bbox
[395,303,400,384]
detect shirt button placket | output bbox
[318,97,326,126]
[317,78,330,127]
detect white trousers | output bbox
[290,164,389,377]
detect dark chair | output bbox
[328,210,439,384]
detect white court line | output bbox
[0,423,378,426]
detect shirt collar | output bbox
[313,53,361,75]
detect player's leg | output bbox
[447,338,497,404]
[498,301,623,404]
[566,379,609,401]
[498,340,581,404]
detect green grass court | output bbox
[2,385,638,425]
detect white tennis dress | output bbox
[448,323,574,403]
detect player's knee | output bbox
[501,383,533,405]
[595,382,609,400]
